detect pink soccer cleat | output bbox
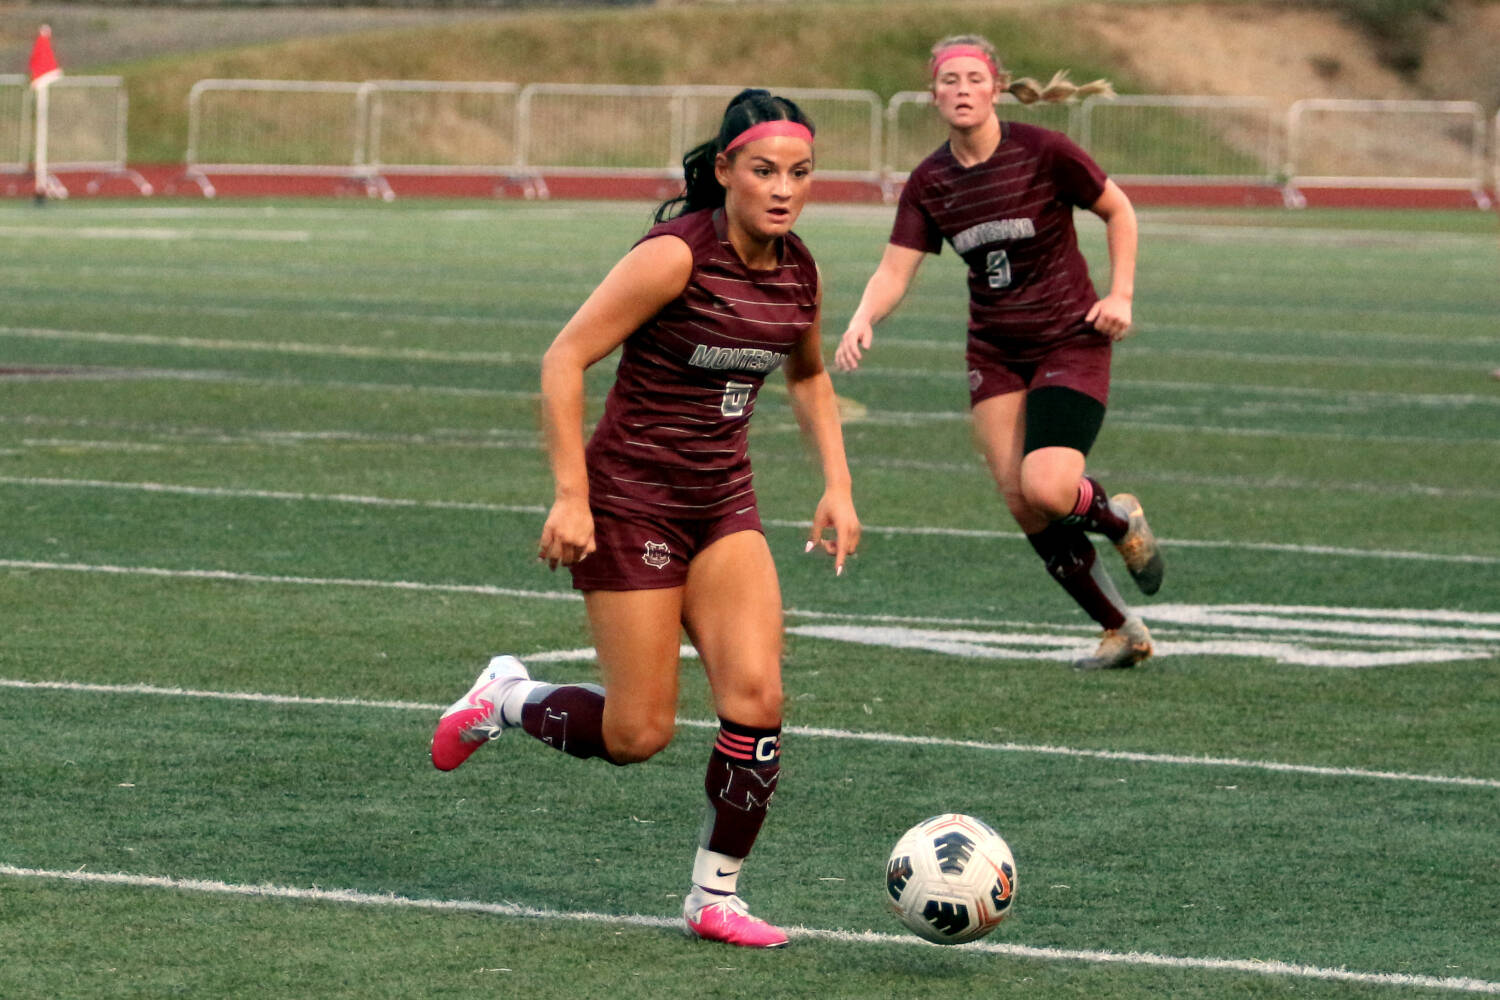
[684,894,789,949]
[430,655,529,771]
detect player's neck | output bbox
[725,224,780,271]
[948,116,1002,168]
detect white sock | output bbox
[690,847,743,898]
[499,679,546,728]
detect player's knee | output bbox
[603,716,675,763]
[722,677,783,729]
[1020,477,1074,522]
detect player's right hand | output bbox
[834,320,874,372]
[537,496,596,570]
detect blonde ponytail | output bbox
[1008,70,1116,105]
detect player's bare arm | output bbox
[835,242,928,371]
[786,286,861,574]
[1084,179,1137,341]
[537,235,693,568]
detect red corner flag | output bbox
[29,25,62,88]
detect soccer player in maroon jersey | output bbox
[430,90,859,948]
[836,34,1163,671]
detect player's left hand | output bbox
[1086,294,1133,341]
[805,489,861,577]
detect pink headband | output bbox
[724,120,814,154]
[930,44,1000,80]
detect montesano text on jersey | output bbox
[890,121,1108,360]
[585,207,819,518]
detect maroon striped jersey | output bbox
[584,207,819,518]
[891,121,1108,360]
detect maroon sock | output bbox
[1027,523,1129,630]
[519,683,620,765]
[1060,476,1128,542]
[700,718,781,858]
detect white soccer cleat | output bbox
[430,655,529,771]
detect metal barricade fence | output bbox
[186,79,373,196]
[517,83,882,180]
[1,75,26,175]
[1078,95,1277,184]
[1286,98,1489,198]
[361,80,520,173]
[884,91,1077,180]
[516,83,680,174]
[41,76,150,194]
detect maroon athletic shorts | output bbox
[966,330,1113,409]
[567,503,765,592]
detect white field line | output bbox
[1,369,542,400]
[15,435,538,454]
[0,560,581,602]
[3,402,1487,450]
[864,334,1489,373]
[847,457,1500,501]
[2,476,1495,567]
[842,370,1500,410]
[0,326,532,366]
[785,624,1493,668]
[847,410,1500,448]
[3,325,1495,410]
[52,299,553,329]
[0,225,324,242]
[1122,345,1487,373]
[3,867,1496,994]
[1139,321,1498,349]
[0,478,548,515]
[3,676,1497,790]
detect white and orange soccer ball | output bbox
[885,813,1017,944]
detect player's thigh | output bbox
[971,391,1028,500]
[681,530,784,728]
[585,587,684,756]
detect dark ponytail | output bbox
[654,88,815,223]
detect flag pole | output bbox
[29,24,63,205]
[34,77,50,205]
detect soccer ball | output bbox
[885,813,1017,944]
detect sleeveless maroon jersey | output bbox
[585,207,819,519]
[890,121,1107,361]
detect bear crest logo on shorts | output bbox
[642,540,671,570]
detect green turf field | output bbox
[1,198,1497,999]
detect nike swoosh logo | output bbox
[715,866,741,878]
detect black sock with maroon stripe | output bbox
[1027,523,1129,630]
[700,718,781,860]
[1059,475,1129,542]
[519,683,621,765]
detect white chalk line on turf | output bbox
[3,476,1495,566]
[0,559,582,601]
[0,225,323,243]
[1,866,1495,994]
[5,559,1498,655]
[3,677,1497,791]
[0,325,533,366]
